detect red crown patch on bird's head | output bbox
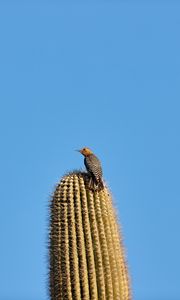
[78,147,93,157]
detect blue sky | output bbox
[0,1,179,299]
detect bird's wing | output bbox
[85,155,103,179]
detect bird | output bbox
[77,147,104,191]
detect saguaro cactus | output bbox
[49,171,131,300]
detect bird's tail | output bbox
[86,176,104,192]
[94,178,104,191]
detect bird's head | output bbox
[77,147,93,157]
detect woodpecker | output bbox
[78,147,104,191]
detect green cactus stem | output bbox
[49,171,131,300]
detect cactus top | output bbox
[49,171,131,300]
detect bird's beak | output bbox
[75,149,81,153]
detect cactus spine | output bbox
[49,172,131,300]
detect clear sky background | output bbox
[0,1,179,300]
